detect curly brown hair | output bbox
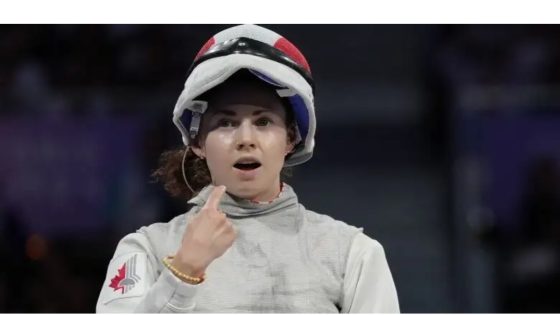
[152,71,298,201]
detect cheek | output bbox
[262,131,290,161]
[202,133,233,170]
[204,132,233,153]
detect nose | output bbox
[235,120,257,151]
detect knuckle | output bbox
[224,221,233,229]
[208,210,221,220]
[213,216,221,222]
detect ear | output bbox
[285,141,295,156]
[191,145,206,159]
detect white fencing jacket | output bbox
[97,184,399,313]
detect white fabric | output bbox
[96,231,399,313]
[342,233,400,313]
[172,53,315,167]
[97,184,398,312]
[212,24,281,45]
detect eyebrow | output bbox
[211,109,273,117]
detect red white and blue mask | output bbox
[173,24,316,167]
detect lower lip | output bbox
[234,166,261,180]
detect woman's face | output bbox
[192,81,294,201]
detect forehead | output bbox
[201,72,286,115]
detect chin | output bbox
[226,180,269,200]
[229,185,260,200]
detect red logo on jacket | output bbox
[109,254,140,294]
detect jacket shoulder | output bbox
[302,207,363,234]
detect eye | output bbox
[217,119,235,128]
[255,117,272,127]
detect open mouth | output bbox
[233,157,262,171]
[234,162,262,171]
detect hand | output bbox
[172,185,237,278]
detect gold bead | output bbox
[162,256,205,285]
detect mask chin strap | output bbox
[188,100,208,139]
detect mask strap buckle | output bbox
[189,100,208,139]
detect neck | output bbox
[248,182,284,204]
[188,183,298,218]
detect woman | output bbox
[96,24,399,313]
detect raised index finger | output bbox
[204,185,226,211]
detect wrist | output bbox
[171,255,207,278]
[163,256,206,285]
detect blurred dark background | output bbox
[2,25,560,312]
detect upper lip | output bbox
[233,156,261,165]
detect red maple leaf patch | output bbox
[109,263,126,294]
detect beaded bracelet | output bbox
[162,256,205,285]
